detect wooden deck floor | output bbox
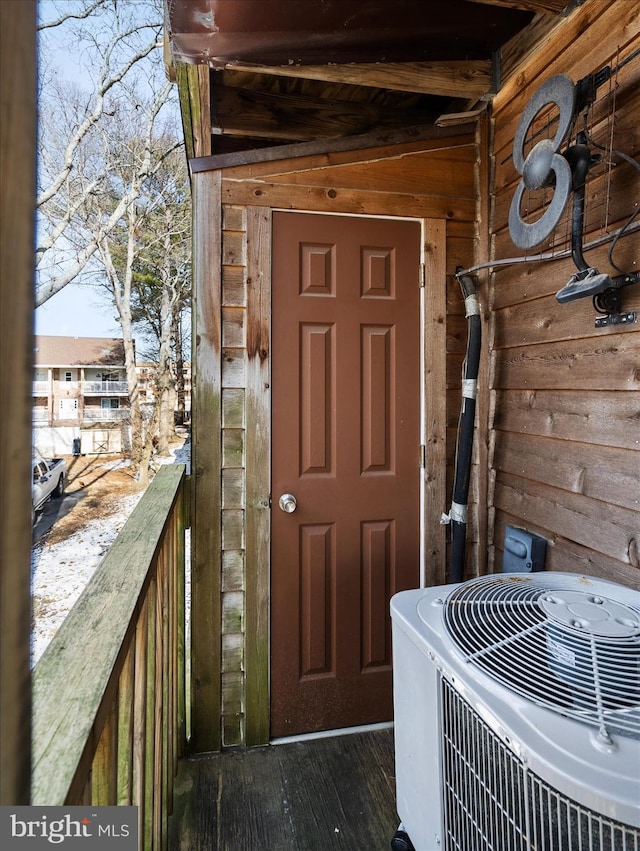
[168,726,400,851]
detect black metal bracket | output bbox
[592,273,639,328]
[594,311,637,328]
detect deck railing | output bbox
[31,464,189,850]
[83,380,129,394]
[83,408,130,421]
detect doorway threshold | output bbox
[271,720,394,746]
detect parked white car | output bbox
[32,457,67,515]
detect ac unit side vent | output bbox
[441,678,640,851]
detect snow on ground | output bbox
[31,438,191,666]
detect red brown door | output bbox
[271,212,421,737]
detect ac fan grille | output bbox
[441,679,640,851]
[441,576,640,738]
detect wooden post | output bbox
[0,0,37,806]
[244,207,272,746]
[191,170,223,752]
[423,219,448,587]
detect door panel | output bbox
[271,212,421,737]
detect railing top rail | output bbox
[31,463,186,804]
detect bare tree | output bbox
[127,149,191,456]
[37,0,106,32]
[89,100,184,482]
[36,0,165,306]
[36,0,191,480]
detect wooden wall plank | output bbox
[221,180,475,221]
[423,219,448,587]
[494,389,640,449]
[486,4,640,588]
[494,472,638,566]
[221,134,475,181]
[492,244,639,310]
[262,149,476,198]
[193,126,476,177]
[494,288,640,350]
[244,206,271,746]
[495,0,622,113]
[493,511,640,589]
[495,332,639,391]
[494,431,639,511]
[220,195,248,769]
[191,170,223,753]
[221,307,245,348]
[474,112,492,577]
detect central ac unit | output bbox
[390,572,640,851]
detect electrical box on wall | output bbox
[502,526,547,573]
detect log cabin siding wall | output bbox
[192,133,477,747]
[487,2,640,588]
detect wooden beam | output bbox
[175,65,195,161]
[190,170,223,754]
[423,218,448,588]
[211,84,437,141]
[225,60,493,99]
[465,0,568,12]
[221,179,476,222]
[0,0,36,807]
[192,123,475,174]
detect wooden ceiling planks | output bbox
[166,0,550,155]
[210,73,442,143]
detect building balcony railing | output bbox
[83,380,129,394]
[32,381,49,394]
[32,408,49,422]
[83,408,130,421]
[32,465,188,849]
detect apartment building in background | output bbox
[33,336,191,456]
[33,335,130,456]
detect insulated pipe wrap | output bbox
[448,270,482,584]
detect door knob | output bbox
[279,493,297,513]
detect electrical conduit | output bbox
[443,269,481,584]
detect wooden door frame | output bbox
[243,209,447,744]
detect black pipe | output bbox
[564,132,591,273]
[448,269,481,584]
